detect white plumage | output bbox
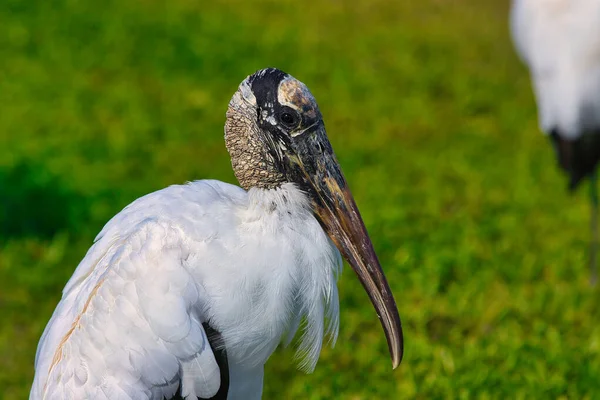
[31,181,340,399]
[511,0,600,139]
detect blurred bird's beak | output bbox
[294,128,404,368]
[550,132,581,190]
[550,132,599,191]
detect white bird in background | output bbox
[30,68,404,400]
[510,0,600,282]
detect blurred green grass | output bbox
[2,0,600,398]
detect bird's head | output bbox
[225,67,404,369]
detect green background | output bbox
[2,0,599,398]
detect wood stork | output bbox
[30,68,403,399]
[510,0,600,282]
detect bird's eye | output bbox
[278,110,299,128]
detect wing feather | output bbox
[31,181,244,400]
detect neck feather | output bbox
[245,183,311,215]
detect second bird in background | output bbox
[510,0,600,283]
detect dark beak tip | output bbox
[392,351,402,369]
[391,329,404,370]
[378,294,404,370]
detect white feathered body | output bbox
[511,0,600,137]
[30,180,341,400]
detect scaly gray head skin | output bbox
[224,68,404,369]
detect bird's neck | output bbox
[223,182,340,373]
[244,183,312,219]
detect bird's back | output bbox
[511,0,600,137]
[31,180,246,399]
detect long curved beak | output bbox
[292,128,404,368]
